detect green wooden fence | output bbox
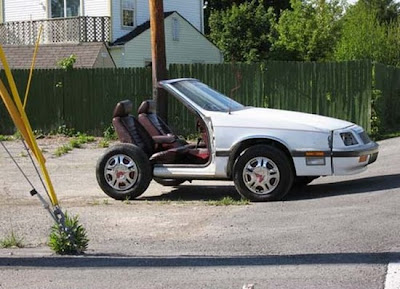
[0,61,379,136]
[374,63,400,132]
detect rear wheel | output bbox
[233,144,294,202]
[96,144,152,200]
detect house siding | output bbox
[4,0,47,22]
[84,0,110,17]
[111,0,203,42]
[0,0,4,23]
[117,12,221,67]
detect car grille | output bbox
[358,131,371,144]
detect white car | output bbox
[96,78,379,202]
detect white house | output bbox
[0,0,222,68]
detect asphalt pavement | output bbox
[0,137,399,289]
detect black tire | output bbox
[153,178,186,187]
[96,143,152,200]
[233,144,294,202]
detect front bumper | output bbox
[332,141,379,175]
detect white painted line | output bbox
[385,261,400,289]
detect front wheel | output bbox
[96,144,152,200]
[233,144,294,202]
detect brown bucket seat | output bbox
[112,100,189,164]
[137,100,189,150]
[137,99,210,164]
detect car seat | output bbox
[112,100,190,164]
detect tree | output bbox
[358,0,400,23]
[269,0,343,61]
[203,0,290,34]
[335,2,400,66]
[208,0,273,62]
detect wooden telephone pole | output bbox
[149,0,168,122]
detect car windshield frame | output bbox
[169,80,245,112]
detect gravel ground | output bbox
[0,136,399,289]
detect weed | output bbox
[0,231,24,248]
[207,196,250,206]
[103,125,118,141]
[123,197,131,205]
[49,212,88,255]
[51,125,76,137]
[57,54,77,71]
[0,135,13,141]
[54,144,72,157]
[69,139,82,148]
[18,151,28,157]
[102,199,110,205]
[98,139,110,148]
[12,131,22,140]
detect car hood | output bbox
[210,107,354,132]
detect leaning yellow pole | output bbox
[23,25,43,109]
[0,46,59,206]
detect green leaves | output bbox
[49,212,89,255]
[269,0,343,61]
[209,0,274,62]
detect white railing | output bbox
[0,16,111,45]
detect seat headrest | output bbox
[137,100,156,115]
[113,100,133,117]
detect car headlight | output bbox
[340,132,358,146]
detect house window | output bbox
[50,0,81,18]
[122,0,135,27]
[172,18,179,41]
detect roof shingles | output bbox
[0,42,107,69]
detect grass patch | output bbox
[49,212,89,255]
[0,231,24,248]
[54,133,96,156]
[207,196,250,206]
[0,135,13,141]
[54,144,73,157]
[98,139,110,148]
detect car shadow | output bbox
[287,173,400,201]
[140,174,400,202]
[140,185,241,202]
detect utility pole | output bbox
[149,0,168,122]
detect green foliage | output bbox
[57,54,77,70]
[103,125,118,141]
[358,0,400,23]
[0,135,13,141]
[0,231,24,248]
[370,89,383,140]
[49,212,89,255]
[12,131,22,140]
[203,0,290,34]
[98,139,110,148]
[335,2,400,66]
[269,0,343,61]
[54,144,73,157]
[55,133,95,156]
[209,0,274,62]
[207,196,250,206]
[51,125,76,137]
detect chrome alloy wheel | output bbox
[104,154,138,191]
[242,156,280,194]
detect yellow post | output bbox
[0,46,59,206]
[23,25,43,109]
